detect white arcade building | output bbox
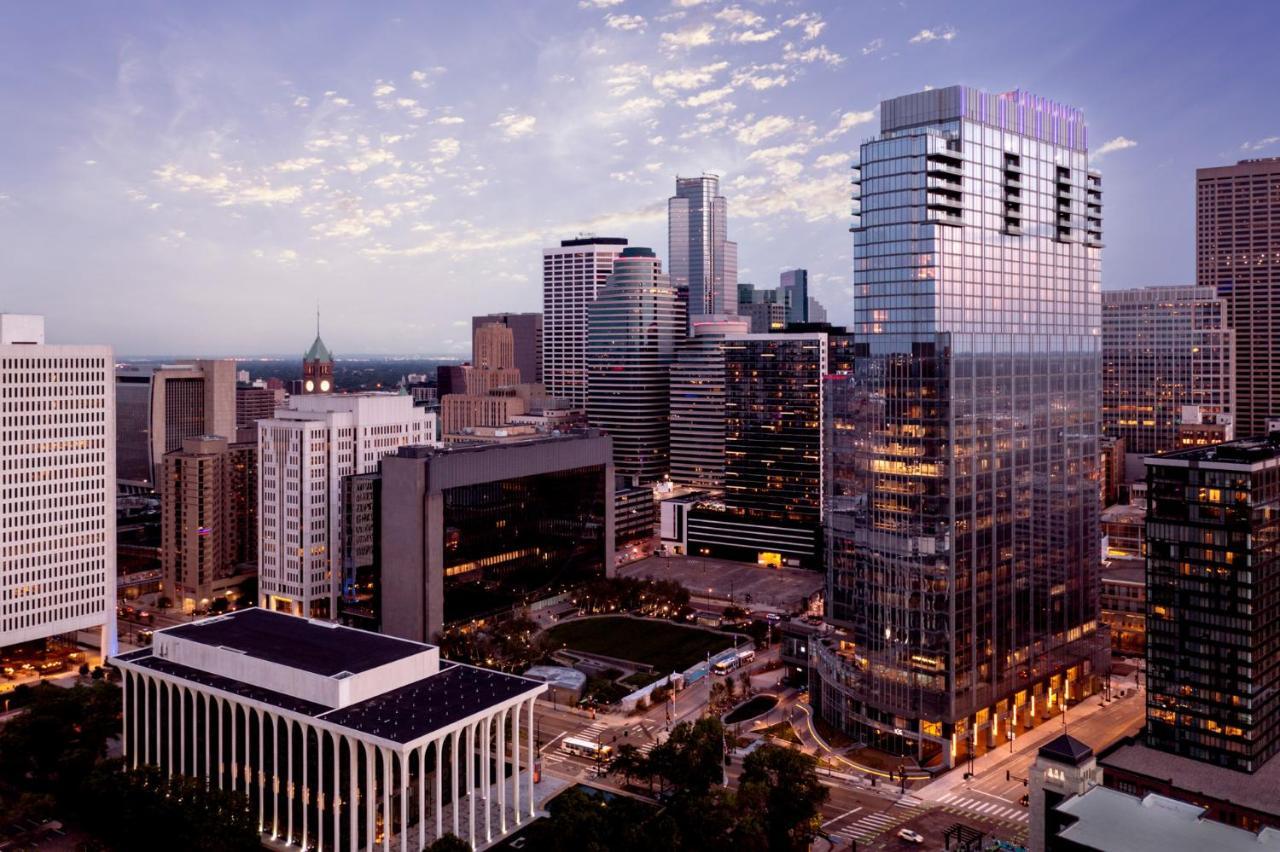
[112,608,546,851]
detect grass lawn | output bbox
[545,616,737,674]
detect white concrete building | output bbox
[542,236,628,410]
[113,608,545,851]
[258,394,437,619]
[0,314,116,657]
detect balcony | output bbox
[926,159,963,178]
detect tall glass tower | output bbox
[817,86,1111,769]
[587,247,684,482]
[669,175,738,323]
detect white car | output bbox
[896,828,925,844]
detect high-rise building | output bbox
[669,316,749,488]
[543,236,629,409]
[669,175,738,322]
[160,435,256,613]
[465,323,522,394]
[379,433,614,641]
[1144,437,1280,773]
[817,86,1110,768]
[1197,158,1280,439]
[1,314,116,658]
[779,269,809,324]
[472,312,542,384]
[806,297,828,325]
[1102,285,1234,470]
[116,359,237,489]
[257,393,436,619]
[685,333,828,567]
[587,247,683,482]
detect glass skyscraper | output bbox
[817,86,1111,769]
[668,175,738,323]
[587,247,684,482]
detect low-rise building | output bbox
[1099,559,1145,654]
[112,608,545,851]
[1101,502,1145,559]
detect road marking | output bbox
[540,731,567,753]
[821,805,863,828]
[939,792,958,803]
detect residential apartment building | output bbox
[669,316,748,488]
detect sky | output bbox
[2,1,1279,356]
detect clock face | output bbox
[305,379,315,392]
[320,379,331,392]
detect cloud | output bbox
[154,164,303,206]
[861,38,884,55]
[277,249,299,264]
[732,29,780,44]
[672,0,711,6]
[578,0,622,6]
[1241,135,1280,152]
[434,115,465,126]
[747,142,810,163]
[1094,136,1138,157]
[661,23,716,49]
[606,13,646,31]
[824,109,876,141]
[814,152,851,169]
[430,138,461,161]
[783,13,826,40]
[682,85,734,107]
[293,95,310,108]
[909,27,957,44]
[715,6,764,27]
[653,61,728,93]
[736,115,794,145]
[597,96,664,121]
[275,157,324,172]
[372,82,396,98]
[492,112,537,139]
[783,42,845,66]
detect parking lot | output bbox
[619,555,824,614]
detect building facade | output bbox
[1197,158,1280,439]
[379,433,614,641]
[818,86,1110,767]
[779,269,809,324]
[1145,437,1280,772]
[586,246,683,482]
[112,608,546,851]
[0,314,116,658]
[257,394,436,620]
[669,316,748,488]
[542,236,629,409]
[116,359,237,489]
[302,328,335,394]
[669,175,738,323]
[472,313,541,385]
[161,436,257,614]
[1101,285,1234,462]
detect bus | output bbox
[737,649,756,666]
[562,737,613,762]
[713,648,756,676]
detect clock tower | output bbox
[302,312,334,394]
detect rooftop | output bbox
[162,607,423,677]
[304,333,333,362]
[1038,733,1094,766]
[1054,788,1280,852]
[1100,737,1280,817]
[1151,434,1280,466]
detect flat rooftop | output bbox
[1100,738,1280,817]
[163,607,424,677]
[1151,435,1280,466]
[1055,788,1280,852]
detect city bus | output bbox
[712,648,756,676]
[562,737,613,762]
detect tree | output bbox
[736,745,829,851]
[609,743,650,789]
[647,718,725,797]
[426,834,472,851]
[0,681,119,803]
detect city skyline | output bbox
[4,1,1279,355]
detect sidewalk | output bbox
[919,673,1143,801]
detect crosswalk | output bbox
[826,801,930,846]
[936,792,1029,823]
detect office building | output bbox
[779,269,808,324]
[687,333,827,567]
[1176,409,1234,449]
[669,316,748,488]
[1144,437,1280,772]
[160,436,257,613]
[236,383,280,432]
[586,246,683,482]
[0,314,116,658]
[112,608,546,851]
[472,312,541,384]
[806,297,828,325]
[116,359,236,489]
[669,175,738,322]
[817,86,1110,767]
[615,480,657,551]
[379,432,614,641]
[543,236,629,409]
[1101,502,1145,559]
[1099,435,1126,506]
[1197,158,1280,439]
[744,300,786,333]
[1099,559,1144,654]
[257,394,436,619]
[436,364,468,397]
[1102,285,1234,470]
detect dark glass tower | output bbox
[1145,438,1280,773]
[818,86,1110,768]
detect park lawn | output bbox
[545,616,737,674]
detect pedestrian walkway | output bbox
[936,792,1028,824]
[826,802,930,846]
